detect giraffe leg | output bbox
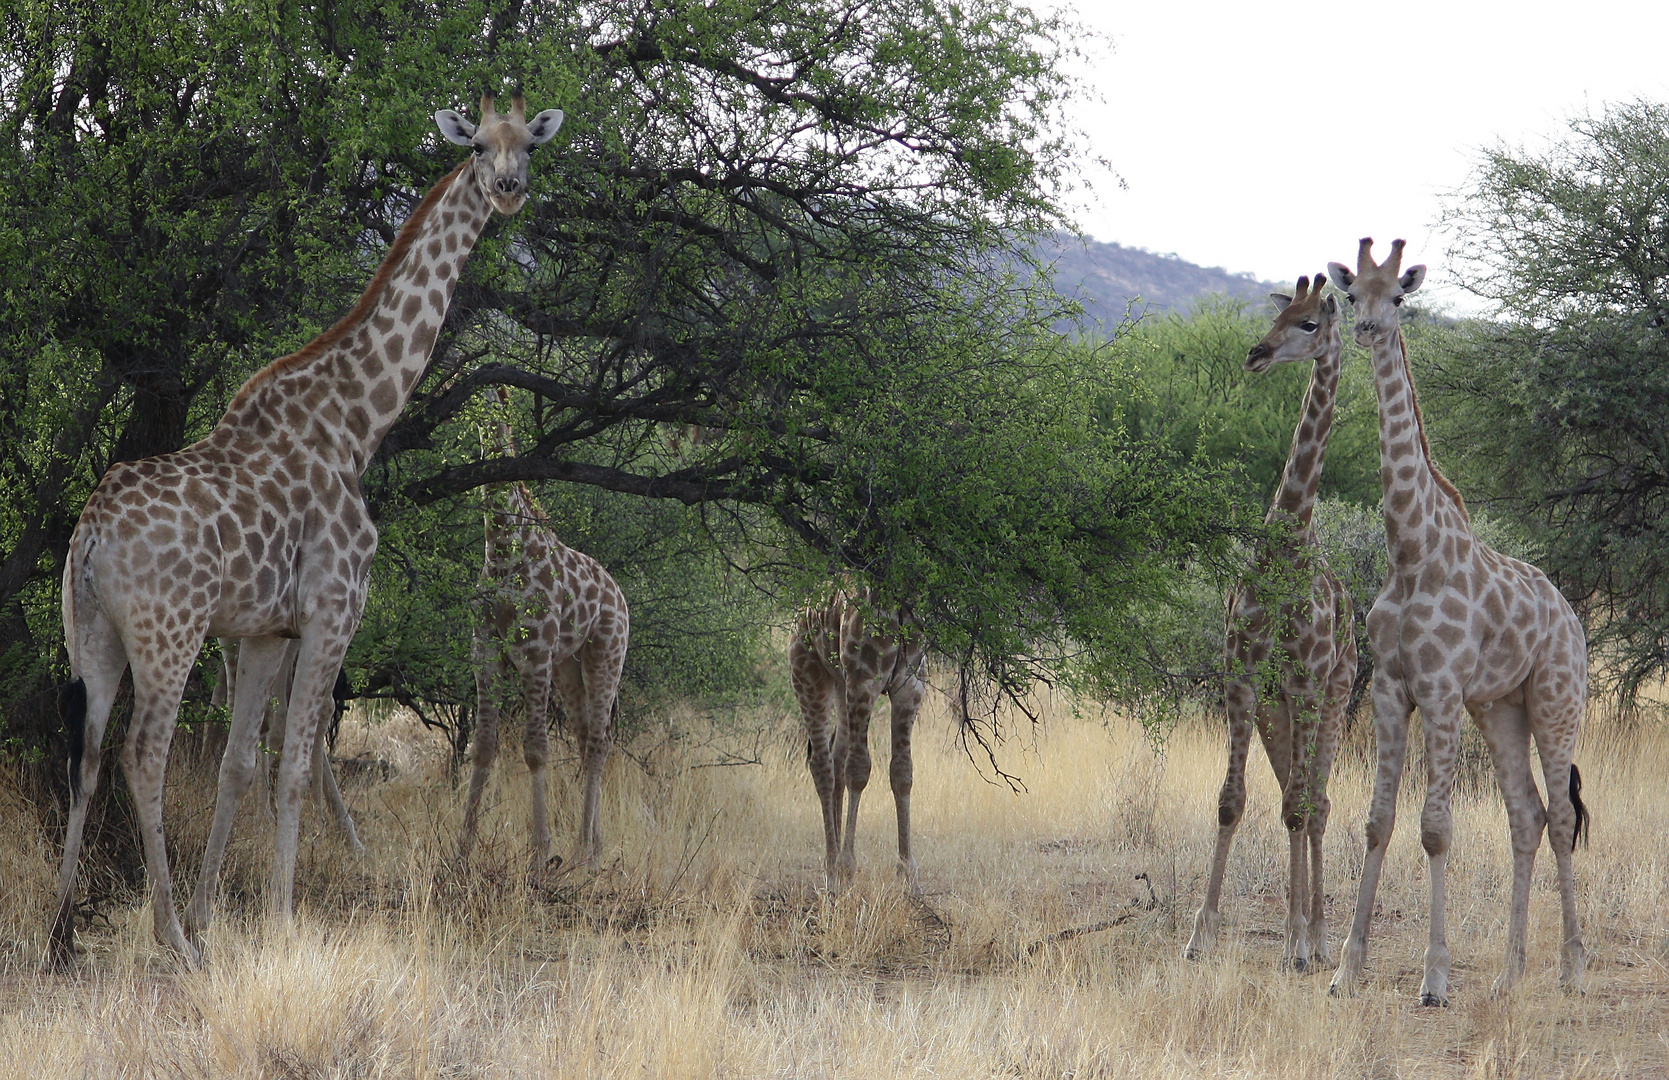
[459,623,506,866]
[1529,658,1588,990]
[49,610,126,966]
[1474,698,1542,995]
[1307,652,1348,969]
[1281,686,1322,972]
[1416,694,1465,1007]
[121,638,205,966]
[253,643,296,825]
[312,712,363,852]
[521,658,555,875]
[836,677,880,889]
[575,640,623,869]
[185,635,290,938]
[268,634,349,920]
[1330,673,1413,997]
[1185,676,1258,961]
[887,671,925,895]
[790,636,842,892]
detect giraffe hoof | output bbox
[1418,993,1449,1008]
[1288,956,1309,973]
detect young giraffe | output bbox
[1326,239,1589,1005]
[458,388,629,875]
[55,94,565,965]
[1184,274,1358,971]
[790,585,926,894]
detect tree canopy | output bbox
[0,0,1250,754]
[1426,99,1669,702]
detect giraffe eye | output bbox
[1393,296,1404,306]
[471,143,485,155]
[1299,320,1318,333]
[1346,294,1356,305]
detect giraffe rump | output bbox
[1570,763,1590,851]
[60,678,87,799]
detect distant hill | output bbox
[1031,234,1283,331]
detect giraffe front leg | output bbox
[1330,672,1412,998]
[790,636,842,892]
[836,679,880,890]
[1417,695,1465,1007]
[186,635,289,939]
[268,638,347,922]
[1185,677,1257,961]
[887,672,925,896]
[521,658,555,877]
[459,624,506,867]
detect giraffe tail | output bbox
[1569,763,1590,852]
[61,679,87,800]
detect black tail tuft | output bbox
[1569,762,1590,852]
[60,678,87,801]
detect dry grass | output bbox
[1,688,1668,1078]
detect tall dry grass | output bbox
[1,687,1667,1078]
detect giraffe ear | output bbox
[1327,262,1355,291]
[1270,293,1294,312]
[436,110,477,146]
[527,109,565,144]
[1399,264,1427,294]
[1321,295,1338,316]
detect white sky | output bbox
[1052,1,1669,313]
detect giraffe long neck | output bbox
[1268,323,1344,528]
[218,158,493,473]
[1370,327,1470,572]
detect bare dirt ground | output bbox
[1,688,1666,1078]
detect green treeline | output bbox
[3,0,1668,768]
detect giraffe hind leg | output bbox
[50,608,126,965]
[887,671,924,896]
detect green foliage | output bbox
[1429,98,1669,702]
[1099,298,1381,510]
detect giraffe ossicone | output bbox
[790,585,926,894]
[53,93,563,967]
[1325,238,1589,1005]
[458,387,629,877]
[1183,272,1357,971]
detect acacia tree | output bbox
[1429,99,1669,702]
[1,0,1242,760]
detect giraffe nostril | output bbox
[495,177,520,194]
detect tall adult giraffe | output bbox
[458,388,629,875]
[54,94,564,965]
[1184,273,1357,971]
[790,585,926,894]
[1326,239,1589,1005]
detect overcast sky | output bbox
[1052,1,1669,312]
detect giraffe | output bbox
[1184,274,1358,971]
[53,94,565,965]
[457,388,630,875]
[1326,238,1589,1005]
[790,585,926,894]
[219,637,363,851]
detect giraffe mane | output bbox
[1394,328,1469,524]
[223,159,470,415]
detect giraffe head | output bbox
[435,92,564,215]
[1327,237,1425,346]
[1245,272,1339,373]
